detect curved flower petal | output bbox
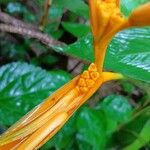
[129,2,150,27]
[0,77,80,148]
[102,72,124,82]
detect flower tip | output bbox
[88,63,97,72]
[128,2,150,27]
[102,72,124,82]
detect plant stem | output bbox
[40,0,52,30]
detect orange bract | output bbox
[129,2,150,27]
[89,0,127,72]
[89,0,124,40]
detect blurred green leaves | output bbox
[100,95,132,123]
[53,0,89,19]
[115,106,150,150]
[76,107,106,150]
[0,62,71,126]
[124,119,150,150]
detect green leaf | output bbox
[61,34,94,62]
[44,23,64,39]
[0,62,71,126]
[58,27,150,83]
[105,28,150,83]
[123,119,150,150]
[62,22,90,38]
[44,5,64,39]
[76,107,107,150]
[53,0,89,19]
[100,95,132,123]
[115,107,150,147]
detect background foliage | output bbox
[0,0,150,150]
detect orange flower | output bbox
[89,0,128,72]
[128,2,150,27]
[0,1,150,149]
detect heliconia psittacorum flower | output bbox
[0,0,150,149]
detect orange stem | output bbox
[94,20,130,73]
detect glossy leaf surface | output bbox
[58,28,150,83]
[0,62,71,126]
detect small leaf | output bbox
[0,62,71,126]
[62,22,90,37]
[53,0,89,19]
[62,34,94,62]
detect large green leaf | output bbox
[58,27,150,83]
[0,62,71,126]
[61,34,94,62]
[105,28,150,83]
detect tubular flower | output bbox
[89,0,127,72]
[0,0,150,149]
[89,0,150,72]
